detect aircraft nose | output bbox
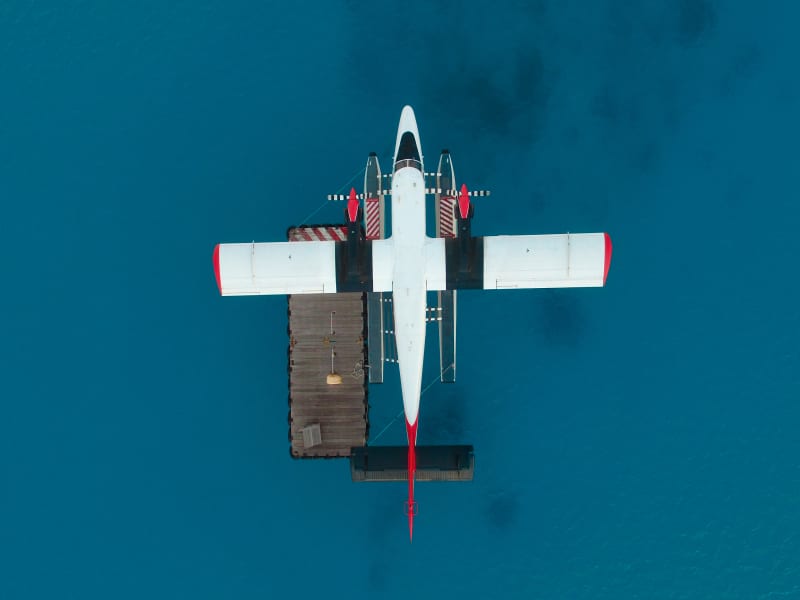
[394,105,422,170]
[398,105,417,132]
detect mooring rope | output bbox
[297,165,365,226]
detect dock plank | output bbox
[287,291,368,458]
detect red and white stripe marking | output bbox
[365,197,382,240]
[288,227,347,242]
[438,195,456,238]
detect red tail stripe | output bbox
[406,418,418,542]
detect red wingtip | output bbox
[603,233,613,285]
[347,188,359,223]
[213,244,222,294]
[458,183,470,219]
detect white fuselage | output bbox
[386,105,430,432]
[389,165,427,428]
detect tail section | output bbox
[405,419,418,542]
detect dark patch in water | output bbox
[344,1,554,148]
[421,389,467,444]
[362,492,400,590]
[463,72,516,136]
[367,560,388,592]
[591,87,622,127]
[511,48,554,139]
[486,490,520,530]
[527,188,549,218]
[719,44,762,95]
[676,0,716,45]
[365,491,397,545]
[536,290,586,348]
[632,138,660,173]
[437,47,554,145]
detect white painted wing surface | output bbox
[370,238,394,293]
[214,241,337,295]
[483,233,611,289]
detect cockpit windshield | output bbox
[394,131,422,172]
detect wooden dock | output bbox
[287,291,368,458]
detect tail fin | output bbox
[405,419,418,542]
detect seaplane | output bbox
[213,106,612,542]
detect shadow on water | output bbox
[534,290,587,349]
[363,490,397,591]
[343,0,729,193]
[367,560,389,592]
[343,1,555,148]
[485,488,521,531]
[676,0,716,46]
[426,45,555,147]
[420,387,468,444]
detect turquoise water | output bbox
[2,2,799,598]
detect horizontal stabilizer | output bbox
[350,445,474,482]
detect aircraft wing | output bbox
[482,233,611,289]
[433,232,612,291]
[214,238,395,296]
[214,241,338,295]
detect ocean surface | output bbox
[2,2,799,598]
